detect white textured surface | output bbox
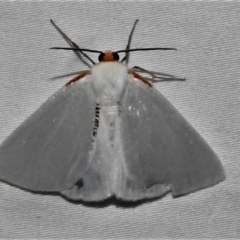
[0,2,239,239]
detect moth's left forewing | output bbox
[0,77,96,192]
[119,74,225,197]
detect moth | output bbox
[0,20,225,202]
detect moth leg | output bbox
[129,70,153,87]
[131,66,186,82]
[65,71,90,86]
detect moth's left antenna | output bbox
[50,20,95,66]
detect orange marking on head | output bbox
[130,71,153,87]
[103,51,115,62]
[65,71,90,86]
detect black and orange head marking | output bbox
[98,51,120,62]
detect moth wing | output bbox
[0,78,96,192]
[120,76,225,197]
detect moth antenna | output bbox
[50,20,95,66]
[50,47,102,54]
[116,47,177,53]
[121,19,139,64]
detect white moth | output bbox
[0,20,225,202]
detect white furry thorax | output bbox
[90,61,129,106]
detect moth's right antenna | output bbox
[121,19,139,64]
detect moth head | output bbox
[98,51,120,62]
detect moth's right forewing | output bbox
[120,76,225,197]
